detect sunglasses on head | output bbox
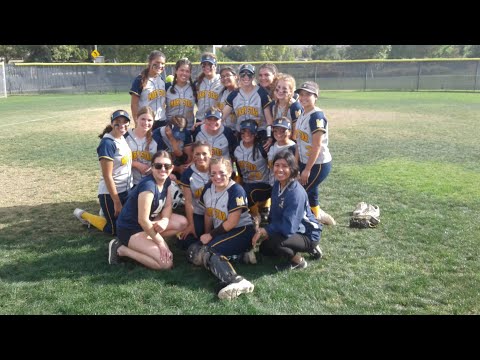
[153,163,173,170]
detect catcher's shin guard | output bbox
[206,252,239,285]
[186,242,209,266]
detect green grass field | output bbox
[0,91,479,314]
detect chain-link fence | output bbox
[4,59,480,95]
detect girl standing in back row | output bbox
[294,81,335,225]
[129,50,167,130]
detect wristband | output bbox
[209,223,227,238]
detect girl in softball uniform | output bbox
[252,150,323,271]
[233,119,271,221]
[295,81,335,226]
[193,107,238,162]
[110,151,188,270]
[186,157,255,300]
[73,110,133,235]
[177,141,212,250]
[129,50,167,129]
[217,66,239,135]
[270,73,303,139]
[165,58,197,129]
[124,106,158,187]
[221,64,274,151]
[194,53,223,128]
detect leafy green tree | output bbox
[311,45,340,60]
[0,45,27,62]
[51,45,89,62]
[342,45,391,59]
[220,45,247,61]
[463,45,480,58]
[244,45,295,61]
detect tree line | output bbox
[1,45,479,63]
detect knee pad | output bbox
[186,242,209,266]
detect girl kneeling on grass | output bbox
[252,150,323,271]
[108,150,188,270]
[186,157,256,300]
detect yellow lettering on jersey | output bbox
[297,129,309,143]
[148,89,166,101]
[207,91,219,100]
[236,197,245,206]
[211,148,222,157]
[249,171,262,181]
[206,207,227,221]
[132,151,152,161]
[169,98,193,108]
[236,106,259,117]
[194,187,204,199]
[121,153,132,166]
[197,90,206,99]
[238,161,257,172]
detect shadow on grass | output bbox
[0,201,280,294]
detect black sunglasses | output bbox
[153,163,173,170]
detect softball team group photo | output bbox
[73,50,335,301]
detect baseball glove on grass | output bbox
[349,214,380,228]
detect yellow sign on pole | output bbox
[91,49,100,58]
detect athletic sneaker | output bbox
[353,201,368,216]
[99,208,104,217]
[362,204,380,218]
[309,244,323,260]
[318,209,336,226]
[108,238,121,265]
[73,208,90,227]
[218,277,254,300]
[275,257,308,271]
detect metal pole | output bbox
[474,60,479,92]
[416,61,422,91]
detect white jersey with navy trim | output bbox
[97,133,132,195]
[270,98,303,123]
[165,82,195,128]
[296,107,332,165]
[195,74,223,121]
[129,75,166,121]
[124,129,158,186]
[178,164,210,215]
[199,180,252,229]
[234,142,270,184]
[218,87,237,132]
[193,124,238,160]
[267,140,296,185]
[225,85,272,132]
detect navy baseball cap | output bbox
[273,118,291,130]
[171,124,185,140]
[240,119,258,134]
[111,110,131,123]
[295,82,319,97]
[204,108,222,119]
[239,64,255,75]
[201,54,217,65]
